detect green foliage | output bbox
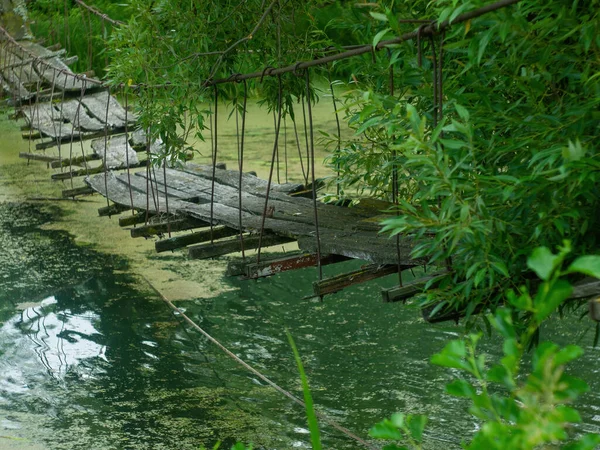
[345,0,600,319]
[28,0,131,75]
[372,246,600,450]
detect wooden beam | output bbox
[98,203,130,217]
[245,253,352,279]
[382,271,448,303]
[118,212,153,227]
[155,226,238,253]
[51,153,101,168]
[131,218,208,238]
[313,264,402,297]
[19,152,58,163]
[62,186,95,198]
[51,160,147,180]
[188,234,296,260]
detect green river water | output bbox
[1,101,599,450]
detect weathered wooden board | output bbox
[90,135,139,169]
[21,103,75,139]
[382,271,448,303]
[81,91,136,128]
[245,253,352,279]
[313,264,400,297]
[59,99,106,131]
[155,226,239,253]
[188,233,296,260]
[86,171,186,214]
[298,230,425,266]
[127,171,203,202]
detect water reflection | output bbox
[1,202,600,449]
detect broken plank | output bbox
[131,218,207,238]
[155,226,239,253]
[59,98,106,131]
[245,253,352,279]
[188,234,296,260]
[313,264,401,297]
[81,91,136,128]
[381,271,448,303]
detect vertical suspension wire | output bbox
[102,86,111,211]
[283,115,288,183]
[291,103,308,186]
[256,73,283,265]
[76,79,89,176]
[209,85,218,244]
[123,85,135,218]
[144,92,151,224]
[33,61,43,153]
[300,95,310,184]
[388,51,403,287]
[273,109,280,184]
[57,69,68,169]
[68,78,87,188]
[26,61,37,153]
[237,78,248,260]
[47,68,59,154]
[327,64,342,198]
[305,69,323,281]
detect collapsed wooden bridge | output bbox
[0,22,444,308]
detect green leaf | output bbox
[446,379,476,398]
[369,12,389,22]
[534,280,573,322]
[566,255,600,279]
[527,247,559,281]
[373,27,392,49]
[407,415,428,443]
[454,103,470,121]
[554,345,584,366]
[369,420,403,440]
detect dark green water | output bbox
[1,202,600,449]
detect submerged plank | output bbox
[245,253,352,279]
[381,271,448,303]
[313,264,401,297]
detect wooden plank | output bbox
[131,218,207,238]
[245,253,352,279]
[19,152,58,162]
[86,171,189,215]
[62,186,94,198]
[155,226,239,253]
[119,212,154,227]
[50,153,101,168]
[51,160,146,180]
[59,99,106,131]
[90,134,139,168]
[313,264,401,297]
[188,234,296,260]
[298,230,425,266]
[34,129,108,149]
[571,278,600,299]
[81,91,136,128]
[98,203,130,217]
[382,271,448,303]
[125,172,202,202]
